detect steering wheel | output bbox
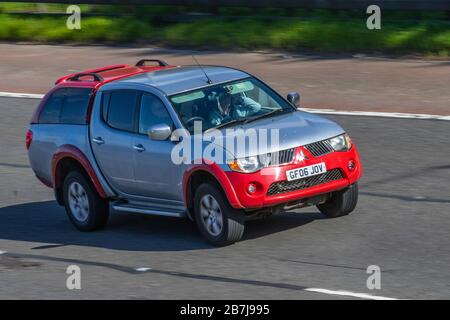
[185,116,206,128]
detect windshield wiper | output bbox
[205,118,248,132]
[243,108,286,124]
[204,109,288,133]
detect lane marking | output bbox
[0,92,44,99]
[0,91,448,121]
[0,250,400,299]
[135,267,152,272]
[305,288,398,300]
[301,108,450,121]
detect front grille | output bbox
[304,140,334,157]
[272,148,295,165]
[266,169,343,196]
[261,148,295,166]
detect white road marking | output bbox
[0,91,448,121]
[301,108,450,121]
[0,252,406,299]
[135,267,152,272]
[305,288,398,300]
[0,92,44,99]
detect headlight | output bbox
[328,133,352,152]
[228,156,262,173]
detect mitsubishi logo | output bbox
[295,149,308,163]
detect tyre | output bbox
[317,182,358,218]
[194,183,245,246]
[63,171,109,231]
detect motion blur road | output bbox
[1,44,450,115]
[1,96,449,299]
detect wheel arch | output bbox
[183,163,244,213]
[52,145,107,205]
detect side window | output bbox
[60,88,92,124]
[139,93,173,135]
[39,89,65,123]
[105,90,138,132]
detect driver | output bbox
[209,87,261,126]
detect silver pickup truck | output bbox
[26,60,362,246]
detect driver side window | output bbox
[139,93,173,135]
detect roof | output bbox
[54,59,174,89]
[114,65,249,95]
[54,61,249,95]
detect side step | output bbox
[112,203,186,218]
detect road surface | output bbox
[1,43,450,115]
[0,96,449,299]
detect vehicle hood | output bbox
[203,110,345,159]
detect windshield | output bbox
[169,77,294,132]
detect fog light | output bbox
[348,160,355,171]
[247,183,257,194]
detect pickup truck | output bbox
[26,59,362,246]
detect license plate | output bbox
[286,162,327,181]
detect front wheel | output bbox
[317,182,359,218]
[194,183,245,246]
[63,171,109,231]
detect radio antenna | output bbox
[192,55,212,84]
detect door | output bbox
[132,92,182,200]
[90,90,138,194]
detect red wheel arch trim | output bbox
[183,163,244,209]
[52,145,107,198]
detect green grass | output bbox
[1,3,448,20]
[0,9,449,56]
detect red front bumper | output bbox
[225,145,362,209]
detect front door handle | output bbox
[133,144,145,152]
[92,137,105,145]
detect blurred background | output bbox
[0,0,449,56]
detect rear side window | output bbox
[39,88,92,124]
[60,88,91,124]
[39,89,65,124]
[104,90,138,132]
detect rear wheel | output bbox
[63,171,109,231]
[194,183,245,246]
[317,182,358,218]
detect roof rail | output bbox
[55,64,129,84]
[136,59,168,67]
[54,61,173,86]
[86,64,128,73]
[67,73,104,82]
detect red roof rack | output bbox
[136,59,168,67]
[54,60,174,86]
[67,72,104,82]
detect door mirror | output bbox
[148,123,172,141]
[287,92,301,108]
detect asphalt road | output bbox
[0,96,449,299]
